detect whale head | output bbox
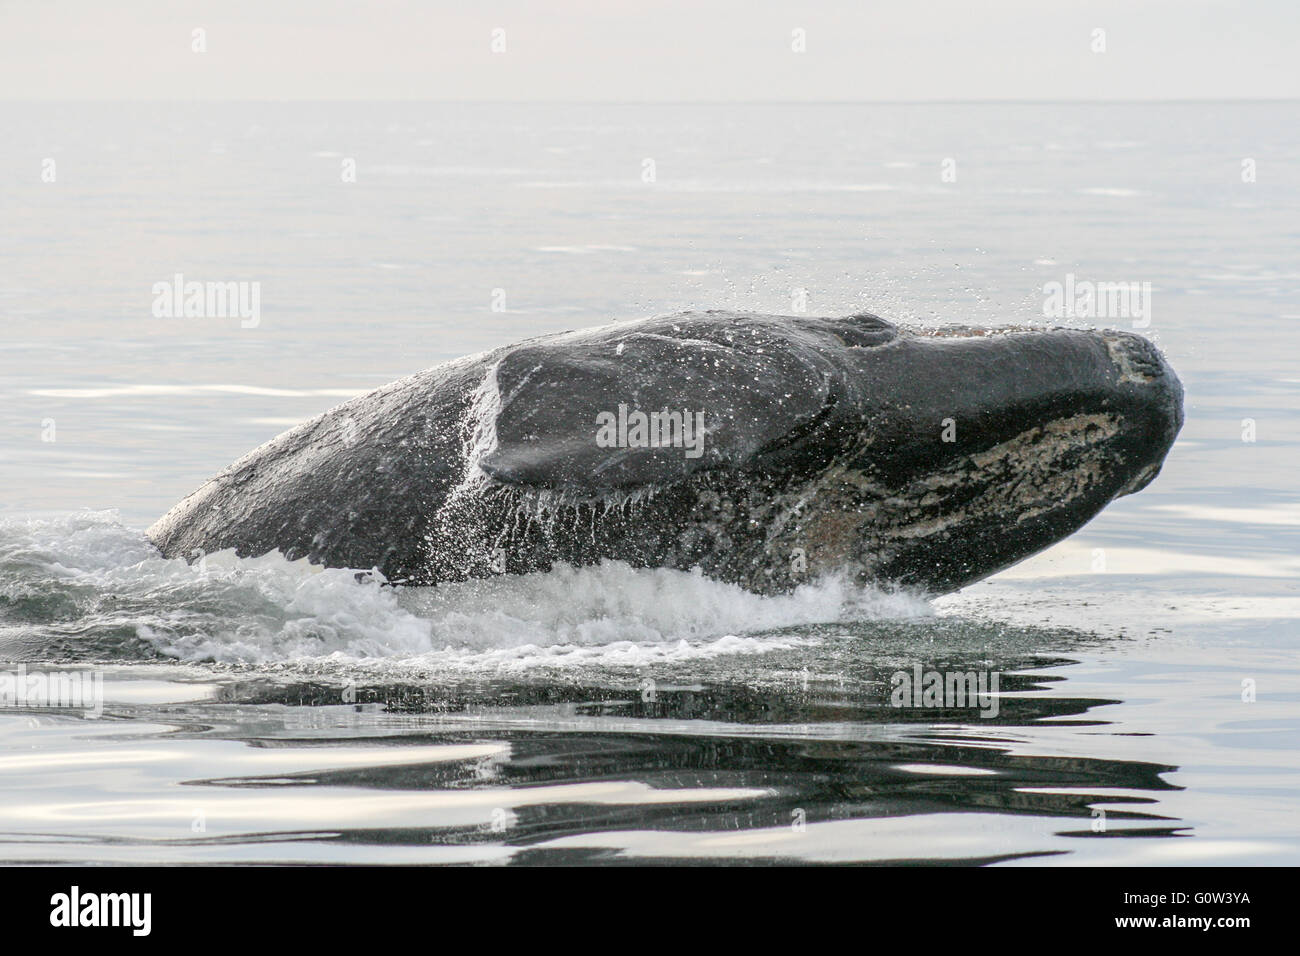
[147,308,1183,594]
[481,310,1183,593]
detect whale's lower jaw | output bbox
[760,412,1130,593]
[414,409,1135,596]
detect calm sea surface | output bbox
[0,101,1297,864]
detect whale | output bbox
[147,310,1183,594]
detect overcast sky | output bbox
[2,0,1297,101]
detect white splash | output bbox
[0,511,933,671]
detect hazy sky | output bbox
[2,0,1297,101]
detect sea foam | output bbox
[0,511,932,669]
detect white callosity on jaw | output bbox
[1103,333,1160,384]
[767,412,1122,580]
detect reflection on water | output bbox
[0,618,1210,866]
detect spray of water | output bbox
[0,511,933,670]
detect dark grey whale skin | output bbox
[147,311,1184,594]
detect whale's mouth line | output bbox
[890,411,1124,530]
[465,411,1129,580]
[780,411,1127,586]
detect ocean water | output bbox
[0,101,1297,865]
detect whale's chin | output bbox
[788,412,1129,593]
